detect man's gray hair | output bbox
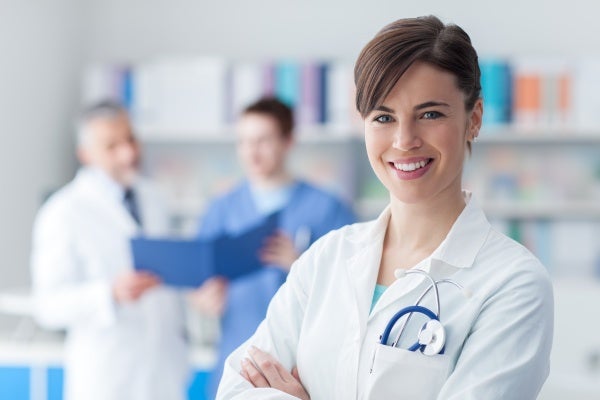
[76,100,128,148]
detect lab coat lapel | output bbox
[76,171,138,235]
[430,192,491,270]
[344,207,389,336]
[369,192,491,317]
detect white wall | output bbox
[0,1,85,289]
[83,0,600,63]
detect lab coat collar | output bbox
[347,191,491,270]
[429,191,491,271]
[77,167,127,203]
[344,191,491,322]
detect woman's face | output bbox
[237,112,291,181]
[364,61,482,205]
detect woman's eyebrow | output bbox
[374,105,395,113]
[374,101,451,114]
[414,101,450,111]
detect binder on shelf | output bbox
[512,60,542,128]
[132,212,279,287]
[295,61,329,127]
[480,58,512,127]
[275,60,301,108]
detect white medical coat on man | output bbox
[217,192,554,399]
[31,167,189,400]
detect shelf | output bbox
[483,202,600,219]
[138,124,362,144]
[480,126,600,144]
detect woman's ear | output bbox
[468,98,483,141]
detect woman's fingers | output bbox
[248,346,285,384]
[241,346,287,387]
[241,346,310,400]
[241,358,269,388]
[292,366,301,381]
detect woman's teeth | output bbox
[393,159,429,172]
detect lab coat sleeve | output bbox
[216,244,315,400]
[30,201,117,330]
[437,261,554,399]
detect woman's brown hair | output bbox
[354,15,481,118]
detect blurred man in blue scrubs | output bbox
[30,101,190,400]
[191,97,355,398]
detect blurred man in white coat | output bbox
[30,100,190,400]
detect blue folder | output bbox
[131,213,279,287]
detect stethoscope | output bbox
[378,269,470,356]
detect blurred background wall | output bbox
[3,0,600,290]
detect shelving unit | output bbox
[139,124,600,278]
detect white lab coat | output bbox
[217,192,554,400]
[31,168,189,400]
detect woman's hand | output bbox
[241,346,310,400]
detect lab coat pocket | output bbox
[365,343,450,400]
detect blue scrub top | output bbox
[197,180,355,397]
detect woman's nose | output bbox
[392,122,422,151]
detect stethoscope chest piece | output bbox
[418,319,446,355]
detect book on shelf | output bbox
[297,61,327,126]
[274,60,301,110]
[480,59,512,126]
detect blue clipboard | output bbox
[131,212,279,287]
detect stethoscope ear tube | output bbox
[380,305,439,346]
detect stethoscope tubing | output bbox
[380,305,438,346]
[391,278,466,347]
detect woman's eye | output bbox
[374,114,394,123]
[422,111,442,119]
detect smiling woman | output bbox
[363,62,481,211]
[216,15,553,400]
